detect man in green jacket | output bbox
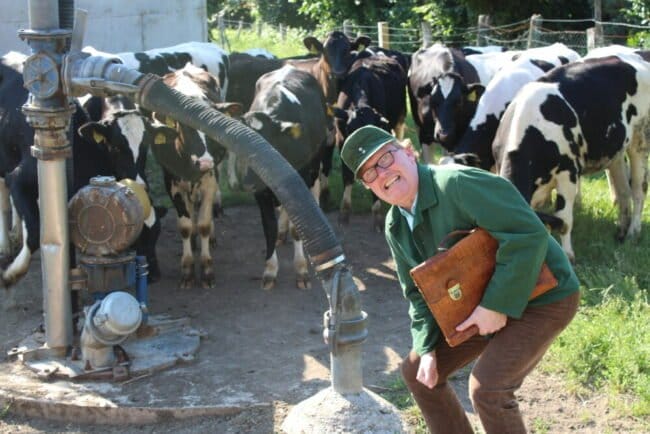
[341,125,580,434]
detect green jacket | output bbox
[385,164,580,355]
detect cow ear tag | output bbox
[165,117,175,128]
[290,125,301,139]
[154,133,166,145]
[326,104,335,117]
[467,90,478,103]
[92,131,105,144]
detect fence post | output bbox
[527,14,542,48]
[477,15,490,46]
[280,24,287,41]
[421,22,432,48]
[343,19,353,38]
[237,20,243,38]
[257,21,263,38]
[218,13,226,48]
[378,21,390,48]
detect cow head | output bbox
[429,72,485,151]
[303,31,371,80]
[78,110,177,183]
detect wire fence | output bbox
[209,15,650,56]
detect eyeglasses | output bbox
[360,148,398,183]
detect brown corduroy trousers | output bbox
[401,292,580,434]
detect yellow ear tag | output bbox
[154,133,166,145]
[165,117,176,128]
[92,131,105,144]
[326,105,335,116]
[290,125,301,139]
[467,91,477,103]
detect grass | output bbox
[192,27,649,429]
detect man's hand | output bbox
[456,305,507,335]
[416,350,438,388]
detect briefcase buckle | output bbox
[448,282,462,301]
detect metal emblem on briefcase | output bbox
[448,283,462,301]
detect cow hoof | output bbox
[261,276,276,290]
[296,276,311,290]
[179,276,195,290]
[201,277,215,289]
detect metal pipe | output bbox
[22,0,74,352]
[28,0,59,30]
[39,160,72,350]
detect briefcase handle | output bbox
[438,228,476,252]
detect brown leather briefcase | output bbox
[409,228,558,347]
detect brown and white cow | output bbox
[492,51,650,262]
[152,63,239,289]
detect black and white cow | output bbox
[492,52,650,262]
[241,65,328,290]
[151,63,240,289]
[447,43,580,170]
[79,95,176,282]
[461,45,507,56]
[0,52,175,289]
[333,55,408,230]
[83,42,229,95]
[408,44,514,163]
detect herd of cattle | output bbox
[0,32,649,293]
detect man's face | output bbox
[359,142,419,209]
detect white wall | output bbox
[2,0,207,55]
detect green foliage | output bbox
[207,0,255,21]
[210,25,309,57]
[545,292,649,416]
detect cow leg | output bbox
[605,157,633,242]
[393,121,406,140]
[552,172,579,263]
[290,225,310,289]
[421,142,436,165]
[0,179,11,257]
[197,173,216,289]
[623,141,649,241]
[276,206,289,246]
[167,174,196,289]
[371,194,383,233]
[319,142,335,207]
[339,162,355,224]
[10,197,22,251]
[256,191,279,290]
[225,151,240,190]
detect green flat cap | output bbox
[340,125,396,178]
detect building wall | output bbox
[2,0,207,55]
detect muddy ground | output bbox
[0,205,645,433]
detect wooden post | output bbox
[593,0,604,47]
[218,13,226,48]
[378,21,390,48]
[280,24,287,41]
[237,20,243,38]
[421,22,432,48]
[527,14,542,48]
[343,20,353,38]
[257,21,263,38]
[477,15,490,46]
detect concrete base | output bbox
[281,387,407,434]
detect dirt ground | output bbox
[0,205,646,433]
